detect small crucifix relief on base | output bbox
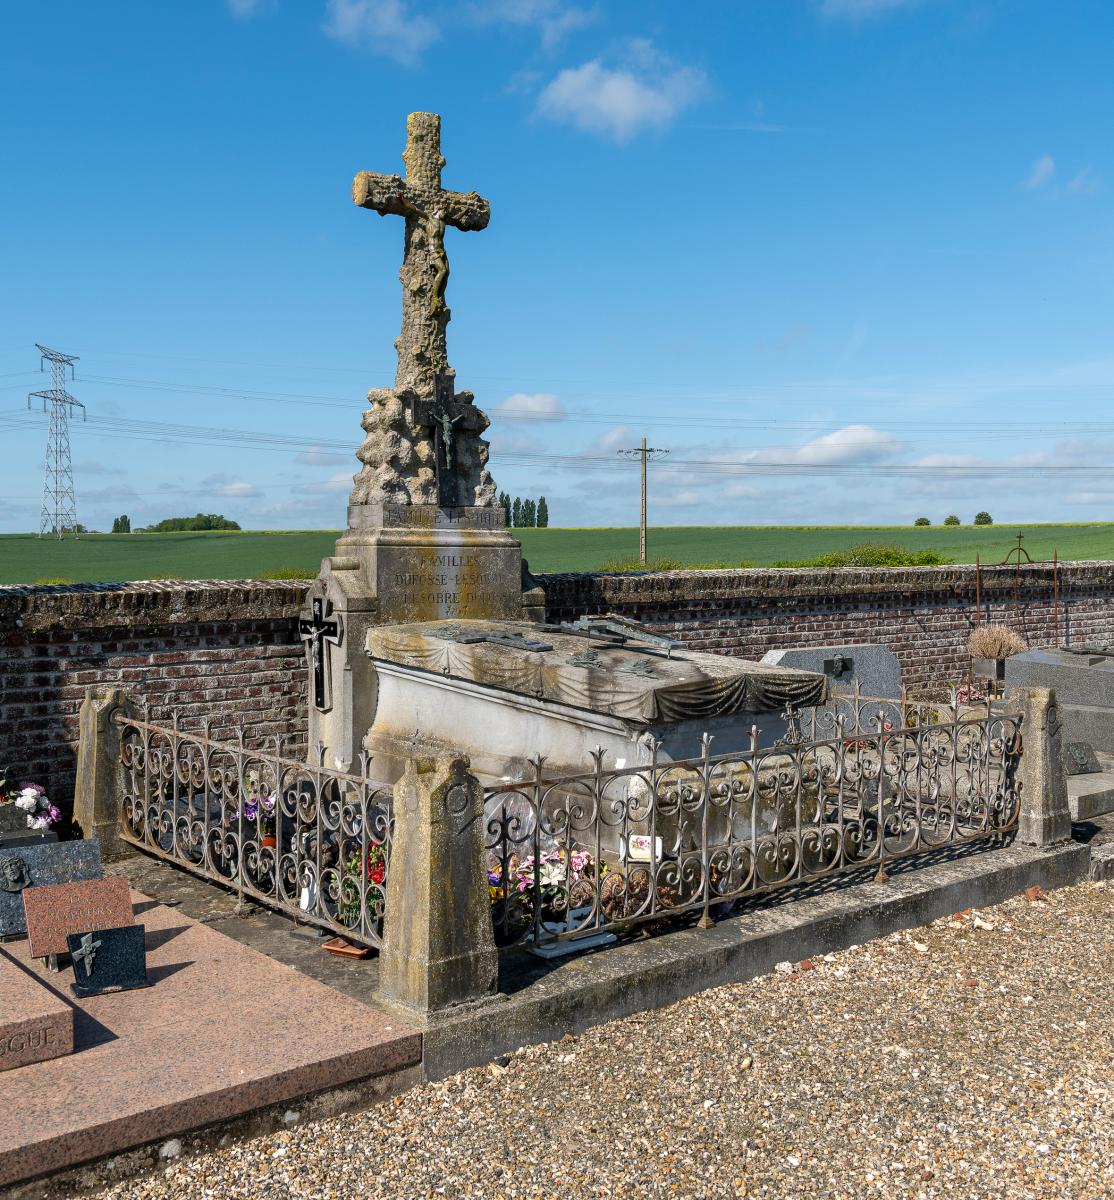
[299,596,343,712]
[406,372,468,508]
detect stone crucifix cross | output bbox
[353,112,490,398]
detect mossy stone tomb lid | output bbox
[366,619,827,724]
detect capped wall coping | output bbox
[1,560,1111,633]
[0,579,310,633]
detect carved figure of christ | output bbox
[352,112,490,397]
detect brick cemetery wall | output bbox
[539,560,1114,691]
[3,562,1112,811]
[0,581,308,812]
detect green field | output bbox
[2,523,1114,584]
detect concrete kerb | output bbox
[417,837,1092,1080]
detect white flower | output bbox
[16,789,39,812]
[29,814,51,830]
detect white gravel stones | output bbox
[92,881,1112,1200]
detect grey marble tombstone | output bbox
[0,839,104,940]
[1005,648,1114,752]
[760,644,901,700]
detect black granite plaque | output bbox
[1065,741,1102,776]
[0,805,25,836]
[67,924,148,997]
[0,839,104,940]
[0,830,58,850]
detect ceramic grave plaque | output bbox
[23,874,134,959]
[0,839,104,941]
[67,925,148,998]
[1065,741,1102,776]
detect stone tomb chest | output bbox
[363,618,828,784]
[1005,647,1114,752]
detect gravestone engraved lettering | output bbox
[0,840,104,940]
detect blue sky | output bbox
[1,0,1113,533]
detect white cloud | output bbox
[227,0,262,18]
[472,1,599,50]
[536,40,707,141]
[304,471,357,493]
[910,452,982,469]
[323,0,440,64]
[75,460,126,476]
[590,424,639,453]
[1024,154,1055,190]
[494,392,566,420]
[1068,167,1098,194]
[657,489,703,508]
[209,480,260,498]
[819,0,923,17]
[794,424,899,465]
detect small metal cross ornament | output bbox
[72,932,102,978]
[299,596,343,711]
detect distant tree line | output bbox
[913,512,993,527]
[499,493,548,528]
[113,513,242,533]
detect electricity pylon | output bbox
[28,344,84,539]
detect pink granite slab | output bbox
[0,890,420,1189]
[23,875,135,959]
[0,951,74,1072]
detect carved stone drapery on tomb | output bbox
[349,112,496,510]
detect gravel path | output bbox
[95,880,1112,1200]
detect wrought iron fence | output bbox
[116,710,392,949]
[484,690,1022,948]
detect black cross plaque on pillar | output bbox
[408,371,464,508]
[299,596,342,711]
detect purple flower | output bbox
[46,805,61,824]
[242,800,259,822]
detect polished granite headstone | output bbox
[0,831,58,850]
[67,924,148,998]
[0,807,25,838]
[23,875,134,959]
[0,839,104,941]
[0,808,55,850]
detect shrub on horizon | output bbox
[258,566,318,580]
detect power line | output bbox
[28,345,84,539]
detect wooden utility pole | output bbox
[618,437,669,564]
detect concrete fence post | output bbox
[73,686,136,860]
[376,750,499,1014]
[1011,685,1072,847]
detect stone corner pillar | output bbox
[1010,685,1072,847]
[73,686,137,860]
[376,749,499,1014]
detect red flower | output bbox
[369,858,386,886]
